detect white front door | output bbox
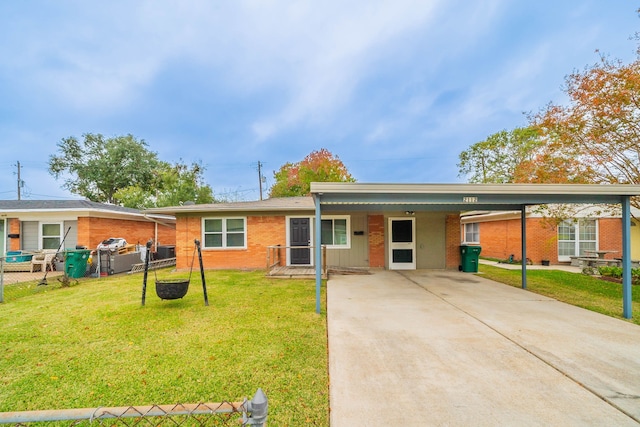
[388,217,416,270]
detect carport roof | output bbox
[310,183,640,211]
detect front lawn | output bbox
[0,270,328,426]
[479,264,640,324]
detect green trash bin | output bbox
[460,245,482,273]
[65,249,91,278]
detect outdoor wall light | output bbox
[404,211,415,215]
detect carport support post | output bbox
[315,195,322,314]
[521,205,527,290]
[622,196,632,319]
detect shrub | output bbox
[598,266,622,279]
[598,266,640,285]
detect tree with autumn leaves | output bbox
[269,148,355,198]
[459,52,640,211]
[531,55,640,189]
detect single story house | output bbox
[0,200,176,255]
[460,206,640,265]
[145,183,640,272]
[146,183,640,317]
[145,195,462,271]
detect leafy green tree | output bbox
[269,148,355,198]
[156,161,214,207]
[457,127,543,183]
[49,134,215,208]
[114,161,215,208]
[48,133,161,204]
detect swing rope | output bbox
[154,244,197,283]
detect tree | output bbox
[532,54,640,209]
[457,127,543,183]
[269,149,355,198]
[49,133,215,208]
[533,55,640,185]
[49,133,161,204]
[115,160,215,208]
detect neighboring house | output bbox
[460,207,640,264]
[0,200,176,255]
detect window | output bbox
[202,218,246,249]
[464,223,479,243]
[321,217,350,248]
[558,219,597,261]
[41,223,62,250]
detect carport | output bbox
[310,183,640,317]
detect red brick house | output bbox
[460,208,640,265]
[0,200,175,255]
[148,196,461,271]
[146,183,640,273]
[148,182,640,317]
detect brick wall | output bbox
[477,218,556,264]
[8,218,20,251]
[368,214,385,268]
[475,218,522,261]
[77,217,176,250]
[445,214,461,269]
[476,217,624,264]
[599,218,622,258]
[175,214,286,270]
[527,218,557,263]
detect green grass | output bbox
[0,270,328,426]
[478,264,640,324]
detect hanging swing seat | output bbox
[155,279,190,300]
[142,239,209,306]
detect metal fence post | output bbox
[0,258,4,303]
[243,388,268,426]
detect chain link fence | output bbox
[0,389,267,426]
[0,254,69,303]
[0,248,178,303]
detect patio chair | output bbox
[31,251,56,273]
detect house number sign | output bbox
[463,196,478,203]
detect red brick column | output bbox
[445,214,461,269]
[8,218,21,251]
[368,215,385,268]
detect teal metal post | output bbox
[315,195,322,314]
[0,258,4,303]
[521,205,527,290]
[622,196,632,319]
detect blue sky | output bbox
[0,1,638,202]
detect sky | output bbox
[0,1,638,202]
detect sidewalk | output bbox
[479,258,582,273]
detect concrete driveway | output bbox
[327,270,640,426]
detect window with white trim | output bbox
[558,219,597,261]
[41,223,62,250]
[464,223,479,244]
[321,216,350,248]
[203,217,246,249]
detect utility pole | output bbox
[16,161,21,200]
[257,161,264,200]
